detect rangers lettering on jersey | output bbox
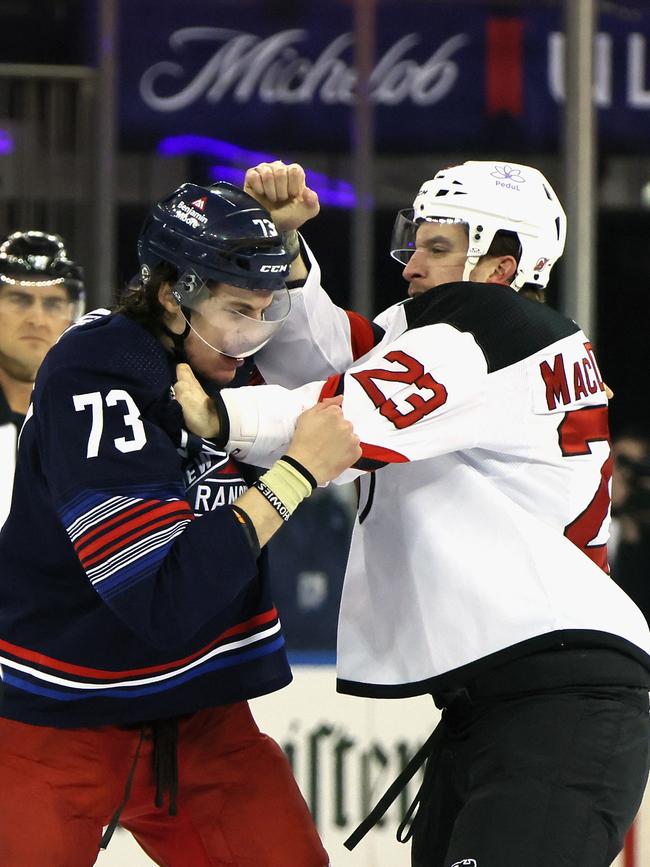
[183,449,249,515]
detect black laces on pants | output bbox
[100,717,180,850]
[344,720,446,851]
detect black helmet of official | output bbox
[137,182,294,304]
[0,230,85,312]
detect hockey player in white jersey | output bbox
[174,161,650,867]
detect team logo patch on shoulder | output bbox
[451,860,477,867]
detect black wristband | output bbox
[280,454,317,491]
[209,392,230,450]
[231,505,261,558]
[253,480,291,522]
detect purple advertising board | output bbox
[118,1,650,155]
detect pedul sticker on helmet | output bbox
[390,160,567,290]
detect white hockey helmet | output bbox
[390,161,567,290]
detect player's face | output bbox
[0,282,73,381]
[182,283,274,385]
[401,222,470,296]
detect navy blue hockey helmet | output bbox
[137,182,294,295]
[137,182,295,358]
[0,230,85,316]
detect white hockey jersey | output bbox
[229,279,650,697]
[0,386,21,528]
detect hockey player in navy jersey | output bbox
[0,182,360,866]
[175,161,650,867]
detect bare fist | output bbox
[244,161,320,232]
[286,396,362,485]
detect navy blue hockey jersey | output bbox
[0,310,291,727]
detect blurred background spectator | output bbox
[610,429,650,621]
[268,485,355,657]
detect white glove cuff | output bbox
[220,384,318,467]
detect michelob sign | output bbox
[118,0,650,152]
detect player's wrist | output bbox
[252,455,316,522]
[280,229,300,261]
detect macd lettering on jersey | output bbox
[539,342,605,411]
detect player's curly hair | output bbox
[114,262,179,333]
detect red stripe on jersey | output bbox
[0,608,279,680]
[486,18,523,116]
[75,500,193,559]
[79,508,193,569]
[74,499,159,549]
[360,441,409,463]
[319,374,344,400]
[346,310,378,360]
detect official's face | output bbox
[0,282,73,382]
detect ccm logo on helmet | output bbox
[259,264,289,273]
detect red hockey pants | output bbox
[0,701,328,866]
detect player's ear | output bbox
[158,283,181,314]
[486,255,518,285]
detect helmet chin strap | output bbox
[161,309,192,363]
[510,270,526,292]
[462,256,480,282]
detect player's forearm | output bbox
[283,229,309,282]
[233,489,285,549]
[220,381,322,465]
[255,236,355,387]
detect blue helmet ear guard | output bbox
[137,182,294,296]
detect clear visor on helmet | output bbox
[173,272,291,359]
[390,210,469,264]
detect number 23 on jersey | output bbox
[351,349,448,429]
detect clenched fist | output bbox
[244,161,320,233]
[286,396,362,485]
